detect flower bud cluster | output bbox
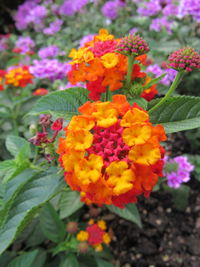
[168,47,200,72]
[116,34,149,56]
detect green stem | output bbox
[149,71,185,113]
[126,55,134,87]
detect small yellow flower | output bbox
[97,220,107,230]
[101,53,119,69]
[94,244,103,252]
[120,108,149,127]
[103,233,111,244]
[77,231,89,242]
[66,129,93,151]
[106,161,135,195]
[88,219,94,225]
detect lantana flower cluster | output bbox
[57,95,166,208]
[5,66,33,88]
[76,219,111,252]
[164,155,194,188]
[67,29,157,101]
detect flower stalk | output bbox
[149,71,185,113]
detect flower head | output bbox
[116,34,149,56]
[58,95,166,207]
[168,47,200,72]
[5,66,33,87]
[164,155,194,188]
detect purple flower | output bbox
[38,45,60,59]
[137,1,161,17]
[146,64,177,86]
[59,82,86,90]
[79,34,95,47]
[101,1,121,20]
[14,1,37,30]
[30,59,70,81]
[164,156,194,188]
[15,36,35,54]
[43,19,63,35]
[129,27,138,35]
[150,17,173,33]
[60,0,89,16]
[26,5,48,25]
[178,0,200,22]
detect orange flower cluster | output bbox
[32,88,48,96]
[0,70,6,91]
[67,29,157,101]
[58,95,166,208]
[5,66,33,87]
[76,219,111,252]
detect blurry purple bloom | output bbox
[178,0,200,22]
[150,17,173,33]
[43,19,63,35]
[79,34,95,47]
[164,156,194,188]
[146,64,177,86]
[15,36,35,54]
[14,1,37,30]
[129,27,138,34]
[38,45,60,59]
[26,5,48,25]
[59,82,86,90]
[30,59,70,81]
[60,0,89,16]
[101,1,120,20]
[137,1,161,16]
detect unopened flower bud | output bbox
[39,114,52,127]
[78,242,88,254]
[66,222,78,234]
[29,132,48,146]
[168,47,200,72]
[116,34,149,56]
[51,118,63,131]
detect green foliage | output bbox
[59,190,84,219]
[6,135,31,158]
[186,154,200,181]
[106,203,142,228]
[60,253,79,267]
[40,202,65,243]
[142,73,166,90]
[148,96,200,133]
[7,249,46,267]
[0,168,63,255]
[163,184,190,211]
[29,88,89,119]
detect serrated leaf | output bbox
[129,97,148,110]
[40,202,65,243]
[0,169,63,255]
[59,190,84,219]
[148,96,200,133]
[28,88,89,119]
[0,160,16,177]
[6,135,31,158]
[106,203,142,228]
[8,249,39,267]
[0,169,37,228]
[60,253,79,267]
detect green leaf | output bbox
[28,88,89,119]
[40,202,65,243]
[79,255,98,267]
[95,258,114,267]
[0,169,63,255]
[8,249,39,267]
[59,190,84,219]
[6,135,31,158]
[186,154,200,181]
[106,203,142,228]
[129,97,148,110]
[60,253,79,267]
[143,73,166,90]
[0,160,16,178]
[163,184,190,211]
[148,96,200,133]
[0,169,37,228]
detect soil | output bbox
[105,132,200,267]
[108,179,200,267]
